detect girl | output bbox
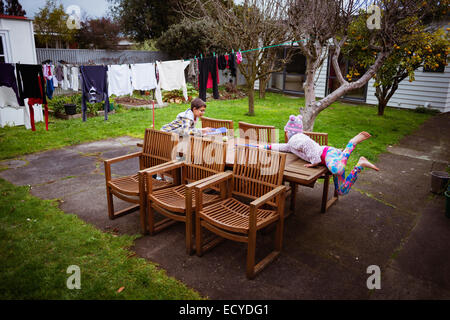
[264,115,379,195]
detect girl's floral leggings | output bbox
[324,142,363,195]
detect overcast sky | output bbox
[20,0,112,19]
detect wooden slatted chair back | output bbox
[232,146,286,206]
[141,129,178,169]
[238,121,277,144]
[284,131,328,145]
[201,116,234,136]
[183,136,227,184]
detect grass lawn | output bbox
[0,178,202,299]
[0,91,433,299]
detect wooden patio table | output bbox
[224,137,338,213]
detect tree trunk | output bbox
[247,84,255,116]
[301,57,318,131]
[259,76,268,99]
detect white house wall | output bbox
[0,18,37,64]
[366,66,450,113]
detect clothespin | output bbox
[232,49,234,53]
[200,53,203,59]
[213,52,215,57]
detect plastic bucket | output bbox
[64,104,77,115]
[430,171,449,195]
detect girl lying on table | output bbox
[263,115,379,195]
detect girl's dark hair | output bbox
[190,98,206,110]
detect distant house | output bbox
[0,15,44,128]
[260,24,450,113]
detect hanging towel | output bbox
[130,63,157,91]
[0,63,23,107]
[108,64,133,96]
[62,65,70,90]
[71,66,80,91]
[155,60,190,106]
[80,65,109,122]
[16,64,48,131]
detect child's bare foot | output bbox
[350,131,371,145]
[357,156,379,171]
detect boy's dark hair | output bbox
[191,98,206,110]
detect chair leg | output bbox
[106,186,115,220]
[147,200,155,235]
[185,212,194,255]
[139,196,147,235]
[196,215,203,257]
[246,228,257,280]
[274,217,284,251]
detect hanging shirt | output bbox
[16,63,49,131]
[62,65,70,90]
[130,63,157,91]
[155,60,190,105]
[80,65,109,122]
[108,64,133,96]
[70,66,79,91]
[0,63,23,107]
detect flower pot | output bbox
[64,104,77,115]
[430,171,449,195]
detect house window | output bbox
[326,52,368,101]
[0,35,6,63]
[270,47,307,93]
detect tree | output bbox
[77,17,121,49]
[34,0,77,48]
[287,0,446,130]
[343,13,449,116]
[156,17,224,59]
[108,0,183,41]
[192,0,294,115]
[5,0,26,16]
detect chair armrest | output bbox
[138,160,179,175]
[143,161,184,177]
[192,171,233,192]
[104,151,142,182]
[250,185,286,209]
[104,151,142,165]
[137,142,143,148]
[187,171,233,190]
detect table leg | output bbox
[289,182,298,216]
[321,175,329,213]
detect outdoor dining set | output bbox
[103,117,337,279]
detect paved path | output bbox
[1,113,449,299]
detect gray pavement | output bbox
[1,113,449,299]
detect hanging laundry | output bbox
[16,64,48,131]
[107,64,133,97]
[198,56,220,101]
[236,51,243,64]
[51,64,58,88]
[54,64,64,87]
[187,59,198,87]
[70,66,80,91]
[218,55,227,70]
[130,63,157,91]
[0,63,23,108]
[80,65,110,122]
[62,65,70,90]
[155,60,190,106]
[43,63,54,99]
[228,53,237,78]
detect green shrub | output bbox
[413,106,440,115]
[48,94,106,116]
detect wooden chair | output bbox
[239,121,277,144]
[104,129,178,234]
[284,130,337,213]
[195,146,287,279]
[201,116,234,137]
[143,136,227,254]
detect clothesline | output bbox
[185,39,306,61]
